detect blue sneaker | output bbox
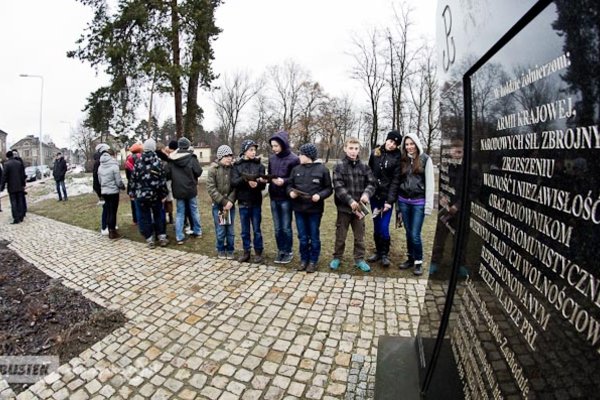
[355,260,371,272]
[329,258,341,270]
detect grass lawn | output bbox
[29,176,437,278]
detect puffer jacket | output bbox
[388,132,435,214]
[267,131,300,201]
[130,151,168,202]
[333,156,376,214]
[231,157,266,207]
[206,162,236,207]
[166,150,203,200]
[98,153,123,195]
[286,162,332,214]
[368,145,401,202]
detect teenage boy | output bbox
[268,131,300,264]
[206,145,237,259]
[232,139,267,263]
[166,137,203,245]
[330,137,376,272]
[287,143,332,273]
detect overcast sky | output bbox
[0,0,435,149]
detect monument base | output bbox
[374,336,420,400]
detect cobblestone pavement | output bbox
[0,212,426,400]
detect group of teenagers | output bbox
[93,129,433,275]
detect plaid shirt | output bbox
[333,156,376,214]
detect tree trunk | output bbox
[170,0,183,138]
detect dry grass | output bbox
[29,176,437,278]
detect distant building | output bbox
[10,134,61,166]
[193,146,212,164]
[0,129,7,160]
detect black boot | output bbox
[238,250,251,263]
[381,238,391,267]
[399,258,414,270]
[254,250,264,264]
[367,234,382,262]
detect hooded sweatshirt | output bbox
[166,149,203,199]
[388,132,435,215]
[98,152,123,195]
[267,131,300,201]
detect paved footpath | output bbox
[0,212,425,400]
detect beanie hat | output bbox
[240,139,258,156]
[299,143,318,161]
[216,145,234,160]
[143,138,156,152]
[386,130,402,146]
[95,143,110,153]
[168,140,178,150]
[178,137,191,150]
[130,143,143,154]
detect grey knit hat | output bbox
[178,137,191,150]
[299,143,318,161]
[143,138,156,152]
[216,145,233,160]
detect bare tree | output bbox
[386,2,419,134]
[351,28,387,149]
[212,70,259,147]
[72,120,99,172]
[318,95,356,162]
[268,59,310,133]
[407,45,441,154]
[296,81,327,144]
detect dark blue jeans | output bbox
[295,211,322,264]
[136,198,166,240]
[398,201,425,261]
[55,179,67,200]
[271,199,293,254]
[212,204,236,252]
[239,205,263,252]
[371,199,393,240]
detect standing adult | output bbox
[388,133,434,275]
[53,152,68,201]
[11,150,27,215]
[93,143,110,235]
[166,136,203,245]
[0,151,26,224]
[98,148,124,239]
[125,143,143,224]
[268,131,300,264]
[368,130,402,267]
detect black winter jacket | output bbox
[286,162,332,214]
[166,150,203,200]
[368,145,401,203]
[53,157,68,181]
[231,157,266,206]
[1,158,26,194]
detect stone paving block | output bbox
[0,214,426,400]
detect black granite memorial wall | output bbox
[416,0,600,398]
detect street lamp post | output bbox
[19,74,44,166]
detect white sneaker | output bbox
[185,227,193,235]
[101,228,109,236]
